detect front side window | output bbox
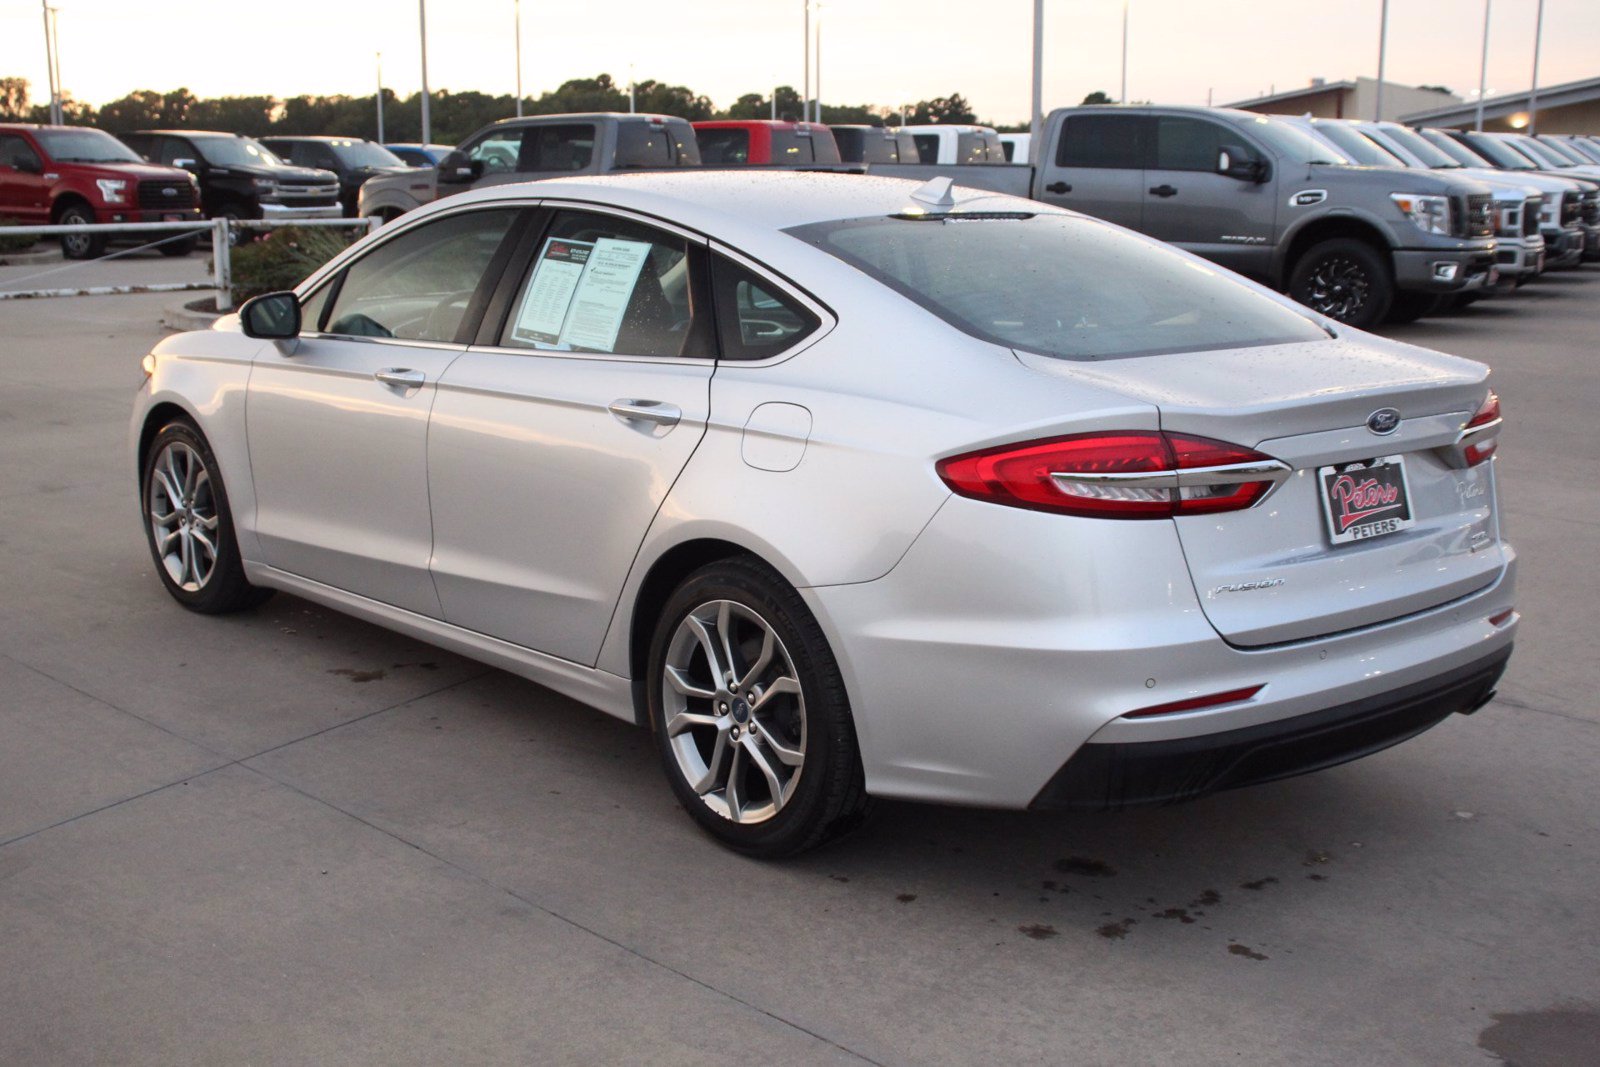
[499,211,709,359]
[154,137,193,167]
[323,208,517,342]
[1154,117,1232,172]
[0,134,41,170]
[711,256,820,360]
[788,212,1328,362]
[466,129,524,174]
[697,128,750,164]
[1058,115,1147,169]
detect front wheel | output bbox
[1287,238,1393,329]
[141,419,272,614]
[647,558,868,857]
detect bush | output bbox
[229,225,357,304]
[0,216,37,253]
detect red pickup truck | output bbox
[692,121,842,165]
[0,124,203,258]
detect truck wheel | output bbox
[57,203,106,260]
[1385,291,1442,324]
[159,235,199,257]
[1288,238,1393,329]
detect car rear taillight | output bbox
[1440,391,1501,469]
[1123,684,1265,719]
[936,432,1290,520]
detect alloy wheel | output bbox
[661,599,807,824]
[1303,255,1371,320]
[147,440,219,592]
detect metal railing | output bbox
[0,216,380,311]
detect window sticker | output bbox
[510,235,652,352]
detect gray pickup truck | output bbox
[357,112,701,220]
[870,104,1499,328]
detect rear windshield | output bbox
[788,213,1327,362]
[697,127,749,164]
[34,128,142,164]
[771,129,817,162]
[958,131,1004,163]
[617,121,700,167]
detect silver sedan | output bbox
[131,172,1517,856]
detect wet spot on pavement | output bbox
[896,893,917,903]
[1018,923,1058,940]
[327,668,385,683]
[1240,877,1280,891]
[1055,856,1117,878]
[1097,918,1136,940]
[1228,943,1268,961]
[1479,1007,1600,1066]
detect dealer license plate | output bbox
[1319,456,1415,545]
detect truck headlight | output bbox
[95,178,128,204]
[1391,193,1453,236]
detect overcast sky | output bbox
[2,0,1594,124]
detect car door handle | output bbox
[374,368,426,389]
[609,399,682,427]
[1149,184,1178,198]
[1045,181,1072,194]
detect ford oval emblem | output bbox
[1366,408,1401,435]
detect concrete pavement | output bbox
[1,281,1597,1065]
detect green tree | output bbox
[1081,90,1114,105]
[905,94,976,125]
[0,77,28,120]
[632,79,714,120]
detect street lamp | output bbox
[1528,0,1545,134]
[1475,0,1491,132]
[1120,1,1129,105]
[514,0,524,118]
[1374,0,1390,120]
[1030,0,1043,145]
[419,0,431,146]
[376,52,385,142]
[41,2,63,125]
[813,3,824,124]
[802,0,810,127]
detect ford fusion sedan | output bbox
[131,172,1516,856]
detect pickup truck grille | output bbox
[1523,197,1542,236]
[137,179,196,210]
[1560,193,1581,227]
[1459,193,1495,238]
[278,184,340,206]
[1582,191,1599,226]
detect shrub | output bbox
[229,225,357,303]
[0,216,37,253]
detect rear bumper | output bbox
[1031,646,1510,810]
[1392,246,1497,293]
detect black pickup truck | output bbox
[120,130,342,228]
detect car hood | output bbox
[50,160,193,183]
[210,162,338,184]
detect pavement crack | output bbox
[0,763,234,850]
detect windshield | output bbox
[1375,124,1459,168]
[1245,116,1346,165]
[1311,123,1403,167]
[34,128,143,164]
[787,212,1328,362]
[1462,133,1536,170]
[330,140,404,168]
[1511,136,1575,169]
[1418,129,1492,167]
[193,136,284,167]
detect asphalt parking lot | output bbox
[2,265,1598,1065]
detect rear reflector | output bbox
[1123,685,1265,719]
[1488,609,1514,627]
[936,432,1289,520]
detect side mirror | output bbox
[437,149,480,184]
[239,291,302,340]
[172,157,198,172]
[1218,147,1270,183]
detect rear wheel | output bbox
[647,558,868,857]
[57,203,105,259]
[1288,238,1393,329]
[141,419,272,614]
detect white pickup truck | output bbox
[899,124,1007,165]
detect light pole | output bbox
[813,5,823,124]
[629,64,636,114]
[1528,0,1545,134]
[771,88,777,121]
[803,0,810,126]
[1374,0,1390,120]
[514,0,523,118]
[1476,0,1491,131]
[419,0,431,146]
[376,52,385,142]
[41,2,63,125]
[1030,0,1043,146]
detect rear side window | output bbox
[323,208,517,342]
[913,134,939,163]
[711,256,820,360]
[832,127,865,162]
[697,128,750,164]
[1154,117,1229,172]
[1058,115,1147,169]
[499,210,711,359]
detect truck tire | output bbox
[57,203,106,260]
[159,234,200,257]
[1288,238,1393,330]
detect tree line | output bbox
[0,74,1005,143]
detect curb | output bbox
[0,246,63,266]
[162,299,226,333]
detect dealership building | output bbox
[1224,78,1457,122]
[1399,74,1600,133]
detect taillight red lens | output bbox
[1462,391,1501,466]
[936,431,1283,520]
[1124,684,1265,719]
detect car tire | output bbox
[57,203,106,260]
[159,235,199,257]
[1385,290,1442,324]
[1288,238,1393,329]
[646,557,869,858]
[141,418,272,615]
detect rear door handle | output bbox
[609,399,682,428]
[374,368,426,389]
[1149,184,1178,198]
[1044,181,1071,194]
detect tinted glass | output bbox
[913,134,938,163]
[1154,117,1230,171]
[330,140,404,168]
[957,132,1000,164]
[155,137,194,166]
[520,124,596,171]
[1245,117,1344,164]
[0,134,41,170]
[788,213,1327,362]
[1310,123,1402,167]
[1058,115,1146,169]
[772,130,816,162]
[389,146,432,167]
[697,128,751,164]
[1461,134,1535,169]
[500,211,708,358]
[832,127,865,162]
[617,120,698,166]
[324,208,516,342]
[33,128,143,163]
[1418,129,1492,167]
[711,256,820,360]
[192,136,283,167]
[1374,125,1457,168]
[467,128,523,173]
[1001,141,1015,161]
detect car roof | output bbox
[262,135,372,143]
[131,130,248,139]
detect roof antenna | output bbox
[909,176,956,209]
